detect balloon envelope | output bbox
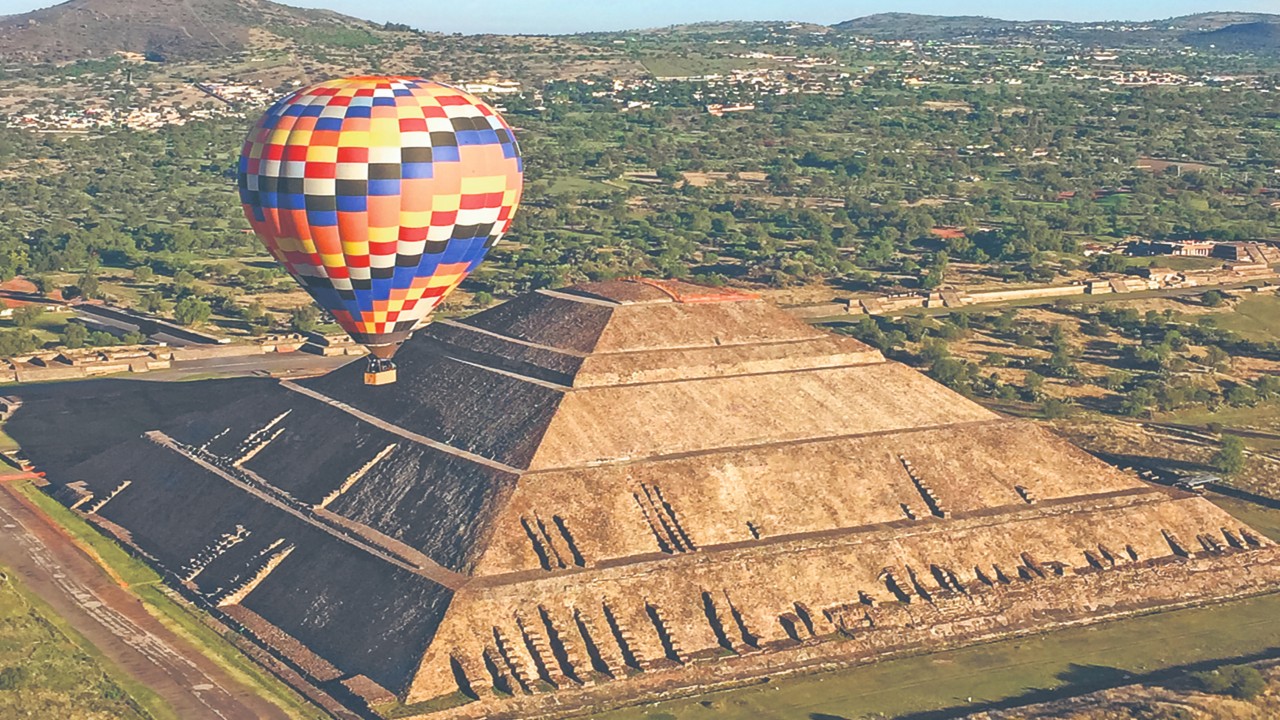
[237,76,523,356]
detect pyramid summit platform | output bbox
[11,279,1280,719]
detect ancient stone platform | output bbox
[11,279,1280,719]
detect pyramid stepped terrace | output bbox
[12,279,1280,719]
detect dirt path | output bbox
[0,481,295,720]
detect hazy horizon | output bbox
[0,0,1275,35]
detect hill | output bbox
[647,20,828,35]
[1186,21,1280,53]
[831,12,1280,49]
[0,0,389,63]
[831,13,1014,38]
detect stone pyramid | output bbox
[15,279,1280,719]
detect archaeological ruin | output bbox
[11,278,1280,719]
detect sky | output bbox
[0,0,1275,35]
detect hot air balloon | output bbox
[237,76,523,385]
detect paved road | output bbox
[142,352,357,382]
[0,481,295,720]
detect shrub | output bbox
[173,297,212,327]
[1212,436,1247,476]
[1188,664,1265,700]
[0,665,29,690]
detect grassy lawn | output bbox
[1116,255,1223,272]
[14,481,327,720]
[0,427,20,453]
[0,563,173,720]
[1204,294,1280,343]
[591,499,1280,720]
[593,593,1280,720]
[1,310,75,346]
[1158,399,1280,432]
[1211,493,1280,542]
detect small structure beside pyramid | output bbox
[15,279,1280,719]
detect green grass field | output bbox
[0,563,173,720]
[1159,400,1280,433]
[1205,294,1280,343]
[592,497,1280,720]
[0,427,20,453]
[594,593,1280,720]
[1211,493,1280,542]
[1116,255,1222,271]
[14,481,327,720]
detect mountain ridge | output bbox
[829,11,1280,51]
[0,0,390,63]
[1187,20,1280,52]
[2,1,1278,63]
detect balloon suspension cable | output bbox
[363,355,398,386]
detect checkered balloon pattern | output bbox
[238,76,523,350]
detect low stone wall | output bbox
[171,344,267,361]
[0,337,314,383]
[966,284,1087,304]
[5,346,173,383]
[783,270,1280,320]
[781,303,848,319]
[170,337,308,362]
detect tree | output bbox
[139,292,167,315]
[1090,253,1128,274]
[919,339,950,365]
[242,301,267,324]
[173,297,211,327]
[62,322,88,349]
[30,275,53,295]
[290,305,320,333]
[1041,398,1072,419]
[1047,347,1078,378]
[929,357,975,392]
[88,330,118,347]
[1202,290,1225,307]
[1081,319,1108,337]
[1102,370,1131,391]
[76,270,100,299]
[1048,323,1069,350]
[11,305,43,329]
[1119,387,1155,417]
[1225,384,1258,407]
[1212,435,1246,476]
[1022,371,1045,400]
[1256,375,1280,400]
[133,265,154,283]
[1203,345,1231,372]
[0,330,39,356]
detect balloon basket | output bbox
[364,368,397,385]
[364,357,397,386]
